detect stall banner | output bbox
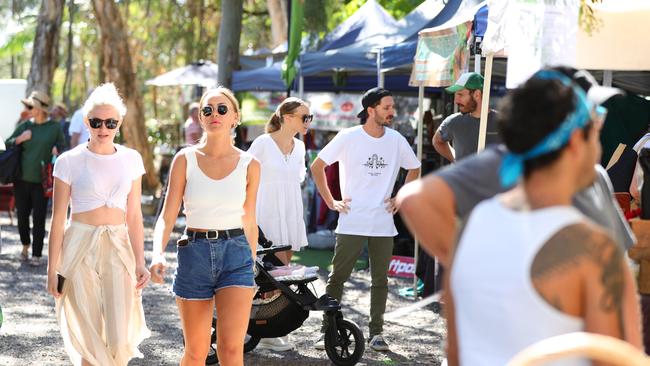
[240,91,286,125]
[505,0,579,88]
[306,93,362,131]
[388,255,415,279]
[409,20,472,88]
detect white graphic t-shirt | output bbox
[318,125,421,237]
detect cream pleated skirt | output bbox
[55,221,150,366]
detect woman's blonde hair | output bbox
[82,83,127,118]
[197,87,241,144]
[266,97,308,133]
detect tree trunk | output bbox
[267,0,288,48]
[217,0,243,88]
[26,0,64,96]
[62,0,75,108]
[91,0,158,192]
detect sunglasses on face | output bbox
[88,117,119,129]
[201,104,228,117]
[292,114,313,123]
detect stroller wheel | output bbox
[205,317,260,365]
[324,318,365,366]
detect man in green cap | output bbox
[432,72,500,162]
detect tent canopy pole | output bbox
[477,53,494,152]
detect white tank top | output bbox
[183,147,252,230]
[451,198,588,366]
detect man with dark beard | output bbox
[310,87,421,351]
[433,72,501,162]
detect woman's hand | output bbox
[47,270,61,299]
[135,264,151,290]
[149,254,166,284]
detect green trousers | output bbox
[321,234,394,338]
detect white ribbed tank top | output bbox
[451,198,588,366]
[183,147,252,230]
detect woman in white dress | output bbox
[248,97,312,264]
[246,97,312,352]
[47,83,150,366]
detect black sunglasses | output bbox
[88,117,119,129]
[295,114,313,123]
[201,104,228,117]
[26,105,33,110]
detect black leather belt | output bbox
[185,228,244,241]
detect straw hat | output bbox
[21,91,50,111]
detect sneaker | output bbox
[29,256,44,267]
[368,334,390,352]
[256,336,294,352]
[314,334,325,350]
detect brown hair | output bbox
[197,87,241,144]
[266,97,308,133]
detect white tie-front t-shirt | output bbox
[318,126,420,237]
[53,143,146,214]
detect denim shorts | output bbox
[172,234,255,300]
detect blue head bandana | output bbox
[499,70,602,188]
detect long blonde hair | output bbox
[266,97,308,133]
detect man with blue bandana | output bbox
[398,67,642,365]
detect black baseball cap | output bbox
[357,87,392,119]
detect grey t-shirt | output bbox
[436,145,635,249]
[438,110,501,161]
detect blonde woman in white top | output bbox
[47,83,151,366]
[150,87,260,366]
[248,97,312,264]
[247,97,311,352]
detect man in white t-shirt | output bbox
[68,107,90,147]
[310,87,421,351]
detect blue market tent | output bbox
[381,0,487,71]
[300,0,450,76]
[232,0,490,92]
[318,0,397,52]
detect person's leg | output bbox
[320,234,365,333]
[177,298,215,366]
[367,236,394,339]
[13,180,32,258]
[30,183,48,258]
[214,287,255,366]
[326,234,366,301]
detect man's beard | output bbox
[459,97,478,114]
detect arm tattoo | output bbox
[531,223,625,337]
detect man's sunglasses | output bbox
[88,117,119,129]
[201,104,228,117]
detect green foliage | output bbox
[0,25,35,58]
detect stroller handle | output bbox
[257,245,292,257]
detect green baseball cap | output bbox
[445,72,484,93]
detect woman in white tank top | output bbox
[150,87,261,366]
[47,83,151,365]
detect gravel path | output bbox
[0,215,445,365]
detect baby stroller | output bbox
[204,229,365,366]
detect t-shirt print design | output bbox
[363,154,388,176]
